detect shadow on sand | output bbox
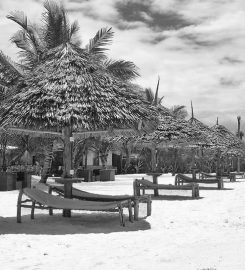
[198,187,233,190]
[151,195,204,201]
[0,212,151,235]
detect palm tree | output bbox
[145,76,164,106]
[169,105,188,120]
[0,0,143,181]
[0,1,158,182]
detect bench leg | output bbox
[128,200,133,223]
[31,201,35,219]
[218,178,224,189]
[48,187,53,215]
[147,197,152,216]
[118,203,125,226]
[17,189,23,223]
[134,199,139,221]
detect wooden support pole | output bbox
[62,125,73,178]
[17,189,23,223]
[48,186,53,216]
[128,200,133,223]
[118,203,125,226]
[31,201,35,219]
[147,197,152,217]
[151,144,157,172]
[134,199,139,221]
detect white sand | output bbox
[1,173,245,270]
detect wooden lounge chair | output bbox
[17,188,134,226]
[229,172,245,182]
[175,173,224,189]
[199,172,216,179]
[133,178,200,199]
[200,171,244,182]
[47,184,151,221]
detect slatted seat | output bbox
[17,188,134,226]
[133,178,199,199]
[175,173,224,189]
[229,172,245,182]
[47,184,151,221]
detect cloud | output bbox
[115,1,194,31]
[0,0,244,132]
[220,56,243,65]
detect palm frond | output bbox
[158,96,164,105]
[10,30,37,57]
[42,0,66,48]
[103,59,139,81]
[145,88,154,103]
[7,11,43,59]
[70,20,81,47]
[153,76,160,106]
[86,27,114,55]
[7,11,28,30]
[172,105,186,114]
[0,51,23,77]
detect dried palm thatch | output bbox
[211,123,245,156]
[0,43,157,131]
[188,117,224,148]
[138,115,212,147]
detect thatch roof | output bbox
[211,123,245,156]
[188,117,222,147]
[188,115,245,156]
[136,115,212,147]
[0,43,157,132]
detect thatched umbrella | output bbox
[135,113,213,176]
[211,119,245,172]
[211,119,245,153]
[0,43,157,177]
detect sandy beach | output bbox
[1,174,245,270]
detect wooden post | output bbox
[48,186,53,216]
[151,143,157,172]
[62,125,73,178]
[134,199,139,221]
[128,200,133,223]
[17,189,23,223]
[237,157,241,173]
[216,148,221,178]
[237,116,241,173]
[31,201,35,219]
[147,197,152,217]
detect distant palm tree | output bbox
[145,76,164,106]
[236,116,244,140]
[169,105,188,119]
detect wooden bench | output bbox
[199,172,216,179]
[47,184,152,221]
[175,173,224,189]
[229,172,245,182]
[133,178,199,199]
[17,188,134,226]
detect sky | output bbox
[0,0,244,133]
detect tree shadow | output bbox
[0,212,151,235]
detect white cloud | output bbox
[0,0,244,132]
